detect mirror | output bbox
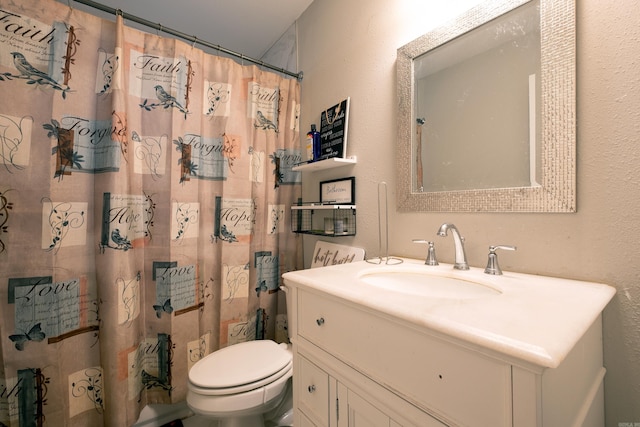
[397,0,575,212]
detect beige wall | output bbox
[297,0,640,424]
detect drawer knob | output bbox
[316,317,325,326]
[308,385,316,393]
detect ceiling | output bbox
[65,0,313,60]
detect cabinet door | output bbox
[298,356,330,426]
[345,388,390,427]
[336,381,447,427]
[336,380,389,427]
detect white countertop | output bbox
[282,258,616,369]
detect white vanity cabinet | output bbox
[296,349,446,427]
[284,278,609,427]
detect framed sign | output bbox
[319,97,350,159]
[310,241,365,267]
[320,177,355,204]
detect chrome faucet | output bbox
[436,223,469,270]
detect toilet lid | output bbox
[189,340,292,389]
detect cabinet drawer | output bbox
[298,289,512,426]
[297,355,330,426]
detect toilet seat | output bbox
[188,340,292,395]
[188,361,292,396]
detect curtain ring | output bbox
[115,8,123,16]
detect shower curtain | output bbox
[0,0,302,425]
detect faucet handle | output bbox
[412,239,439,265]
[484,245,517,275]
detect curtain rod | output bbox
[69,0,303,81]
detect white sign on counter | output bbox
[311,241,364,268]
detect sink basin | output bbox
[358,269,501,299]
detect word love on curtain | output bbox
[0,0,303,425]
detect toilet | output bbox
[186,339,293,427]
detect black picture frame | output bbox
[319,177,355,205]
[319,97,350,159]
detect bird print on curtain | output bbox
[7,51,71,97]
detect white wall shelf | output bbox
[292,156,357,172]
